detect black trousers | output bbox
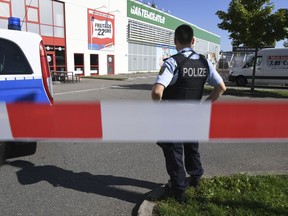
[157,142,204,192]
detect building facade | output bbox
[0,0,220,76]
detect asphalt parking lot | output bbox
[1,73,287,216]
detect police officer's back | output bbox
[151,24,226,203]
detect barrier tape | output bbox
[1,101,288,142]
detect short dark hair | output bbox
[174,24,194,45]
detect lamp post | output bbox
[168,32,172,56]
[90,16,94,50]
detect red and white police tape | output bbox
[1,101,288,142]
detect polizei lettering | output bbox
[183,68,207,77]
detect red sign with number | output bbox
[88,9,115,50]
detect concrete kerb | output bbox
[137,185,166,216]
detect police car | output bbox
[0,17,53,164]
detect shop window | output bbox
[90,54,98,71]
[74,53,84,74]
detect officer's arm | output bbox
[151,83,165,101]
[206,81,226,102]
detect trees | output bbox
[216,0,288,48]
[216,0,288,90]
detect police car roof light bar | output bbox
[8,17,21,31]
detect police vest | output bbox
[162,52,209,100]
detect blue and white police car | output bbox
[0,17,54,163]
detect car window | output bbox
[0,38,33,75]
[256,56,262,66]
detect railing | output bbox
[51,71,80,83]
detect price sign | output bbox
[268,56,288,69]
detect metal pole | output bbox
[251,47,258,92]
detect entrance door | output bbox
[47,51,57,81]
[107,55,114,75]
[47,51,56,72]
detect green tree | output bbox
[216,0,288,48]
[151,0,157,8]
[216,0,288,90]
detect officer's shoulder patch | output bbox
[159,66,166,75]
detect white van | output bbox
[228,48,288,86]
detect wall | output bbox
[63,0,128,75]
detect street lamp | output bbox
[90,16,94,50]
[168,32,172,56]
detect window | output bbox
[74,53,84,74]
[244,56,262,68]
[28,0,38,7]
[39,0,52,25]
[128,20,173,46]
[53,1,64,27]
[27,22,39,34]
[256,56,262,66]
[0,0,11,29]
[0,38,33,75]
[90,54,98,71]
[27,7,38,22]
[11,0,25,20]
[0,1,10,18]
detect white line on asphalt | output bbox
[54,86,118,96]
[54,75,157,96]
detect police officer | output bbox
[151,24,226,203]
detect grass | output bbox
[153,174,288,216]
[204,86,288,98]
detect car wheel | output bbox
[0,142,6,165]
[236,76,247,86]
[5,141,37,159]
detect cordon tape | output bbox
[1,101,288,142]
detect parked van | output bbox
[0,18,53,164]
[228,48,288,86]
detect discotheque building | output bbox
[0,0,221,76]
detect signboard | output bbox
[233,46,274,53]
[88,9,115,50]
[127,0,220,44]
[232,47,257,53]
[267,56,288,69]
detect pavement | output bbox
[53,72,288,216]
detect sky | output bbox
[150,0,287,51]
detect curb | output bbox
[137,200,156,216]
[137,186,165,216]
